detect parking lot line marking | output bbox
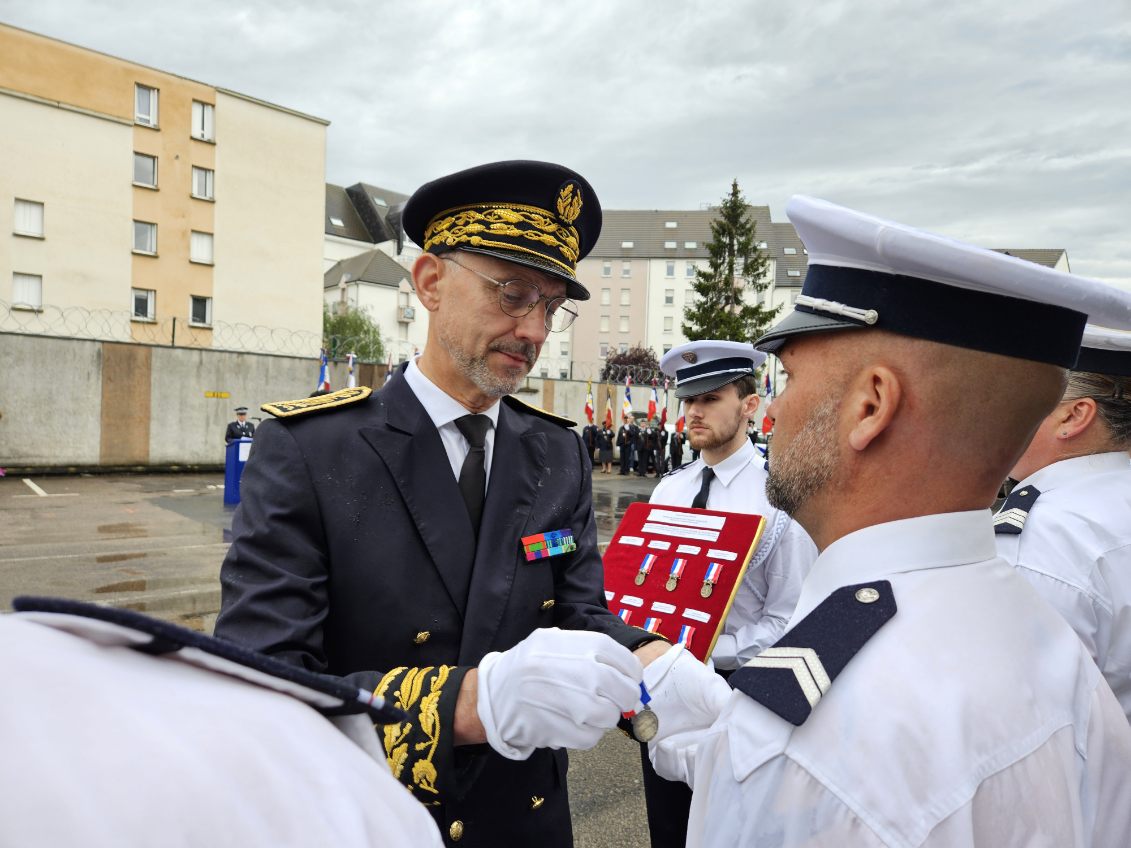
[22,478,48,497]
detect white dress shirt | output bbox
[0,614,445,847]
[650,440,816,669]
[996,451,1131,721]
[654,512,1131,847]
[404,359,500,489]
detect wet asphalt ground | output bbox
[0,466,668,847]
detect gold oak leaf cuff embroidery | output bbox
[375,665,457,805]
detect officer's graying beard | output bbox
[765,394,840,517]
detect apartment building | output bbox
[0,23,328,354]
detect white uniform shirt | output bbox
[656,512,1131,847]
[0,614,444,847]
[404,359,501,488]
[995,451,1131,721]
[650,440,816,669]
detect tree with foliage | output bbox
[682,179,780,342]
[323,304,385,363]
[600,344,660,384]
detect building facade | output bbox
[0,23,328,356]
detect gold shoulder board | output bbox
[262,386,372,418]
[502,395,576,428]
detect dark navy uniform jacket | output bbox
[216,368,651,847]
[224,420,254,443]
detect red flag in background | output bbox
[659,378,669,429]
[604,386,614,429]
[761,371,774,434]
[584,381,594,424]
[647,379,658,421]
[675,401,685,434]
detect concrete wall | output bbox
[0,332,680,470]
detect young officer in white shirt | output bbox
[641,195,1131,847]
[995,325,1131,722]
[637,340,817,848]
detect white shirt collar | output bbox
[1017,451,1131,493]
[403,359,501,431]
[705,438,759,487]
[791,511,996,621]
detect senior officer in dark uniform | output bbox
[216,161,668,847]
[224,406,254,443]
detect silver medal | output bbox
[632,706,659,742]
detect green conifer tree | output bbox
[682,179,780,341]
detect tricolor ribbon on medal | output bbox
[617,608,632,624]
[522,529,576,561]
[677,624,695,648]
[642,616,662,633]
[622,682,659,742]
[665,558,687,592]
[701,562,723,598]
[635,553,658,586]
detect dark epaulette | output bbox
[11,595,406,725]
[992,485,1041,535]
[502,394,576,427]
[729,581,896,726]
[261,386,372,418]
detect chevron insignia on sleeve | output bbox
[992,485,1041,535]
[729,580,897,725]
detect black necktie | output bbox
[455,415,491,532]
[691,466,714,509]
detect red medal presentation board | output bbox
[603,502,765,662]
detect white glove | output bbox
[643,643,732,785]
[477,627,643,760]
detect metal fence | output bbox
[0,299,390,361]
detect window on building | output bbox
[191,101,215,141]
[619,316,630,333]
[602,261,611,277]
[599,315,610,333]
[665,260,675,277]
[783,247,797,255]
[787,269,801,277]
[665,288,674,305]
[132,288,155,320]
[621,260,631,277]
[619,342,628,353]
[559,368,569,379]
[621,241,634,249]
[757,241,768,249]
[190,231,214,265]
[559,341,569,356]
[599,341,609,358]
[685,261,696,277]
[135,84,158,126]
[192,166,214,200]
[539,366,549,377]
[190,295,213,326]
[13,200,44,237]
[664,241,677,249]
[663,316,673,333]
[12,273,42,309]
[665,221,678,229]
[663,344,672,353]
[684,241,697,249]
[620,288,631,306]
[133,154,157,188]
[133,221,157,254]
[600,287,611,306]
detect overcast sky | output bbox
[5,0,1131,287]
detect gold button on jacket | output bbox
[449,820,464,841]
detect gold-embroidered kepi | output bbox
[402,160,603,301]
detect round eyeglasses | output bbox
[443,257,579,333]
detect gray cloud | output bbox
[4,0,1129,286]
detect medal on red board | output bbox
[665,558,686,592]
[635,553,658,586]
[701,562,723,598]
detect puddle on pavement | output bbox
[96,523,148,538]
[592,491,651,539]
[94,552,148,564]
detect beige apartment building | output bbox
[0,23,328,355]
